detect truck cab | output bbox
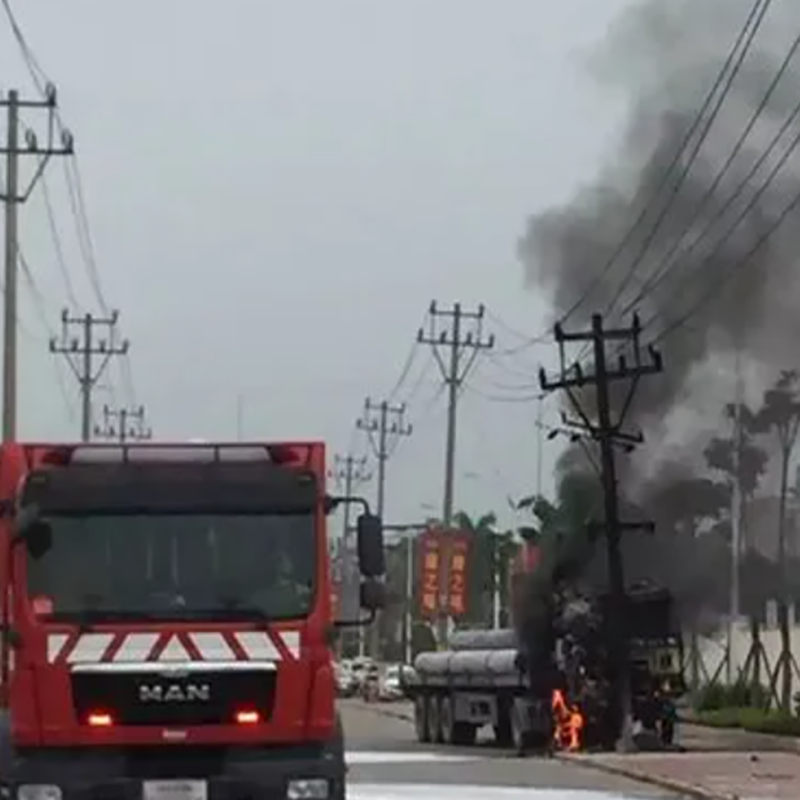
[0,441,384,800]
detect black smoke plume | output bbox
[518,0,800,615]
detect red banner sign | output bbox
[446,533,470,617]
[418,529,443,617]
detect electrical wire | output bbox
[648,166,800,347]
[517,0,773,362]
[38,169,81,310]
[599,0,773,322]
[561,0,776,368]
[616,18,800,320]
[2,0,134,401]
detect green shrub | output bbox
[694,707,744,727]
[694,706,800,736]
[740,709,800,736]
[694,682,769,711]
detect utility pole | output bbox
[727,345,744,685]
[1,86,74,440]
[49,310,130,442]
[356,399,412,658]
[539,312,662,753]
[94,404,151,443]
[417,301,494,644]
[331,454,371,658]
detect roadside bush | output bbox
[694,706,800,736]
[694,681,769,711]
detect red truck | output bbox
[0,441,385,800]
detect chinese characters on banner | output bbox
[446,534,470,618]
[416,528,471,619]
[418,529,442,617]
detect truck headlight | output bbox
[286,778,329,799]
[17,786,61,800]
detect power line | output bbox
[49,309,130,442]
[643,111,800,346]
[1,86,74,441]
[94,404,151,443]
[617,20,800,320]
[510,0,772,357]
[599,0,773,321]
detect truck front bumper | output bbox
[5,743,345,800]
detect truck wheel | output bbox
[414,696,430,743]
[440,696,455,744]
[441,696,475,746]
[452,721,477,746]
[510,704,528,755]
[494,699,513,746]
[427,695,444,743]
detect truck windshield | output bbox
[26,513,316,621]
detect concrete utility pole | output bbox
[356,399,412,522]
[356,399,412,658]
[417,301,494,644]
[727,344,744,684]
[94,404,151,443]
[1,86,74,440]
[331,454,371,657]
[49,310,130,442]
[539,312,662,753]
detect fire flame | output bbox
[551,689,583,751]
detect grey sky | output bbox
[1,0,632,530]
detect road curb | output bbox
[555,753,737,800]
[357,703,414,723]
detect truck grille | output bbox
[71,668,277,726]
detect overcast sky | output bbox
[0,0,633,531]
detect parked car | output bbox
[334,663,358,697]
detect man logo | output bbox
[138,683,211,703]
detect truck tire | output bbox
[414,696,430,743]
[440,695,476,746]
[427,695,444,743]
[494,698,513,746]
[510,703,529,755]
[331,713,347,799]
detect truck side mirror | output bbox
[356,512,384,578]
[13,509,52,561]
[359,579,386,612]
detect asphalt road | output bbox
[340,699,681,797]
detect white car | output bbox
[379,664,407,701]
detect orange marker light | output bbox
[87,712,113,727]
[235,710,260,725]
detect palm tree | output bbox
[753,370,800,711]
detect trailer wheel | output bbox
[440,695,455,744]
[414,696,430,743]
[494,699,513,746]
[453,721,477,746]
[510,704,528,755]
[427,695,444,743]
[440,696,476,746]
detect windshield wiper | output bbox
[50,609,167,632]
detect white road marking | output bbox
[346,752,483,764]
[348,785,641,800]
